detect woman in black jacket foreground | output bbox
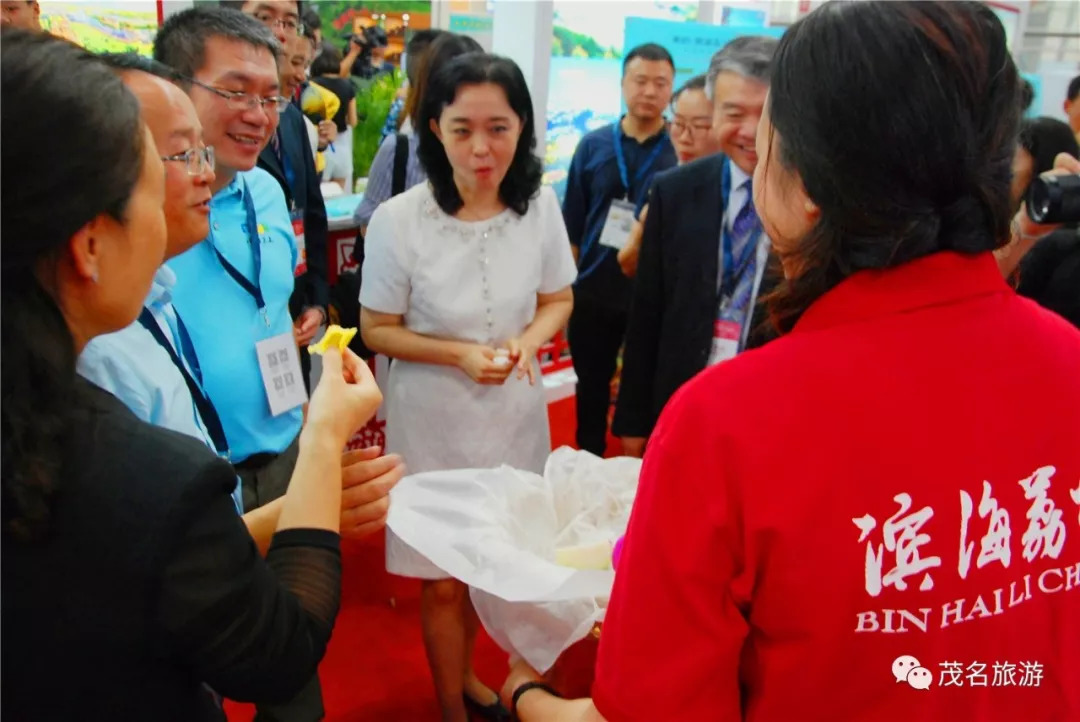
[1,31,383,720]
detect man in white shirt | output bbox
[77,56,245,506]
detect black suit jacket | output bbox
[2,381,340,720]
[612,154,779,439]
[258,104,330,313]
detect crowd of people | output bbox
[2,1,1079,721]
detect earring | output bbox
[804,201,817,214]
[91,270,99,284]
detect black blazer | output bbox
[1,381,341,720]
[613,154,778,439]
[258,104,330,312]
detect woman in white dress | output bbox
[359,53,576,722]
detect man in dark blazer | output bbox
[258,34,330,389]
[613,37,780,457]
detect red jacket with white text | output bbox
[594,251,1080,722]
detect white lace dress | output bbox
[360,183,578,578]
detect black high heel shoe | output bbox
[463,692,511,721]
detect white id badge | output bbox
[598,199,637,250]
[256,332,308,416]
[708,320,741,366]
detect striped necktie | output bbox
[730,179,757,261]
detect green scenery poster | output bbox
[41,1,158,55]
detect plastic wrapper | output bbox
[386,447,641,671]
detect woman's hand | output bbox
[305,348,382,447]
[458,344,515,385]
[339,446,404,539]
[506,336,540,385]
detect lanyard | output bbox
[137,308,230,458]
[611,121,668,204]
[719,157,763,298]
[210,178,270,327]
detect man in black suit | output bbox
[614,37,780,457]
[228,0,331,387]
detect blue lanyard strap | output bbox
[210,178,268,324]
[611,121,668,204]
[137,308,230,457]
[719,157,763,297]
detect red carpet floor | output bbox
[226,396,619,721]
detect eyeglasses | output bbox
[162,145,215,176]
[671,117,713,138]
[254,11,304,35]
[187,77,290,114]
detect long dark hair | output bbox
[764,1,1021,332]
[1,31,145,541]
[418,53,543,217]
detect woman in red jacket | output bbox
[502,2,1080,721]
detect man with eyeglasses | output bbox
[616,74,717,279]
[614,37,780,459]
[223,0,332,393]
[78,54,243,515]
[154,9,325,717]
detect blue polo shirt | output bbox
[563,119,676,311]
[167,168,302,462]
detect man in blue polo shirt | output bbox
[563,43,677,456]
[155,7,305,516]
[155,8,319,720]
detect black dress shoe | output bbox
[463,692,511,721]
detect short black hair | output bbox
[99,52,180,82]
[1019,117,1080,181]
[1068,75,1080,103]
[301,7,319,31]
[407,29,442,55]
[219,1,304,16]
[405,28,444,85]
[310,42,342,77]
[417,53,543,217]
[154,6,280,80]
[622,43,674,76]
[671,74,706,106]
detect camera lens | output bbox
[1026,173,1080,225]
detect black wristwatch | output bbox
[511,681,561,719]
